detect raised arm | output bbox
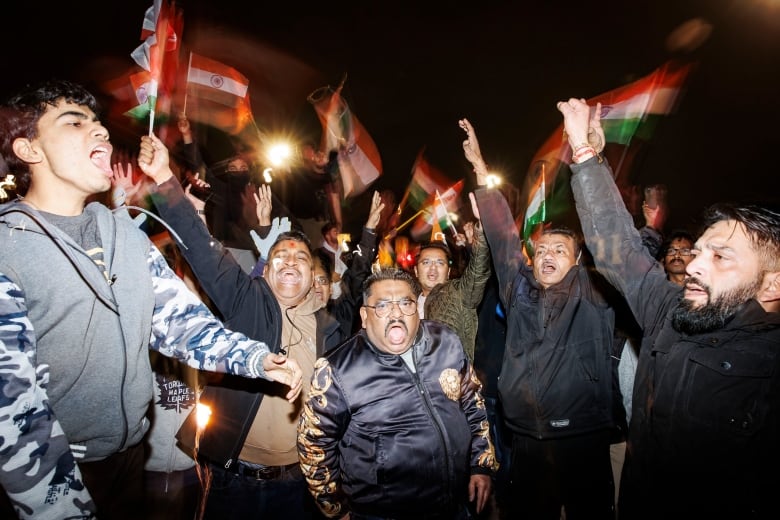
[559,98,677,330]
[460,118,527,310]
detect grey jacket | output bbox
[0,201,274,519]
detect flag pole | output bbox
[384,208,425,241]
[147,79,157,136]
[182,51,192,116]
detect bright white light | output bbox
[195,403,212,429]
[267,142,292,167]
[486,174,502,188]
[263,168,273,183]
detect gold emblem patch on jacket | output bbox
[439,368,461,401]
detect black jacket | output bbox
[571,156,780,519]
[475,187,616,439]
[151,178,344,468]
[297,321,497,518]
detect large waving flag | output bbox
[520,60,693,249]
[130,0,182,131]
[309,81,382,198]
[185,52,254,135]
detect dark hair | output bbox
[0,79,101,195]
[700,203,780,271]
[268,230,313,257]
[362,268,421,304]
[417,241,452,262]
[313,248,333,276]
[657,229,695,261]
[320,221,339,237]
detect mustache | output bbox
[683,276,711,295]
[384,319,408,336]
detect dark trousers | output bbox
[144,466,203,520]
[202,461,323,519]
[503,430,615,520]
[80,442,146,519]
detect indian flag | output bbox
[597,62,691,145]
[522,164,546,246]
[520,60,693,252]
[309,81,382,198]
[411,181,464,241]
[185,53,254,134]
[400,149,450,213]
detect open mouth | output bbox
[385,321,408,345]
[90,144,113,175]
[277,269,301,285]
[541,261,556,274]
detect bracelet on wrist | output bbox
[572,148,597,164]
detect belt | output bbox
[231,459,301,481]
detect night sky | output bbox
[3,0,780,236]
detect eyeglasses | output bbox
[665,248,693,257]
[364,299,417,318]
[313,276,330,286]
[418,258,447,268]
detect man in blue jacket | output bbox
[461,118,618,519]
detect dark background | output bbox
[3,0,780,237]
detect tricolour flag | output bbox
[308,81,382,198]
[410,180,464,241]
[185,53,254,134]
[520,60,693,250]
[399,149,451,213]
[129,0,182,131]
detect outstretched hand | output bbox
[111,161,145,208]
[365,191,384,230]
[459,118,489,185]
[262,353,304,401]
[254,184,273,226]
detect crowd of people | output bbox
[1,78,779,520]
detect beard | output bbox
[671,276,761,335]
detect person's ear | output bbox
[12,137,42,164]
[756,271,780,312]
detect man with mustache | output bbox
[659,229,695,286]
[143,165,350,518]
[297,268,498,519]
[558,96,780,518]
[462,117,620,520]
